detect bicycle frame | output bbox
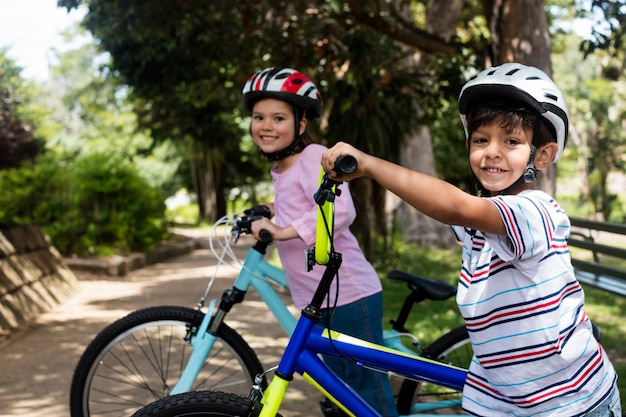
[259,307,466,417]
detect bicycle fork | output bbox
[170,299,220,394]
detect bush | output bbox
[0,151,167,255]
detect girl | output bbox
[242,67,398,417]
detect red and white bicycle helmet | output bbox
[458,63,569,162]
[243,67,322,119]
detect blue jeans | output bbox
[320,292,398,417]
[581,381,621,417]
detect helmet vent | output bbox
[544,93,558,102]
[505,68,520,76]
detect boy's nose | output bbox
[484,141,502,158]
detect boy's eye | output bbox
[505,137,520,145]
[470,137,487,144]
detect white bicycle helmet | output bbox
[242,67,322,119]
[458,63,569,162]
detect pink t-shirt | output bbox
[271,143,382,310]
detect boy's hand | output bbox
[321,142,366,181]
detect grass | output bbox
[376,241,464,347]
[376,240,626,408]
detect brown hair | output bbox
[466,104,556,147]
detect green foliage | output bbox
[0,151,167,255]
[0,49,44,169]
[552,30,626,222]
[51,1,626,244]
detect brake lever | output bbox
[314,155,357,206]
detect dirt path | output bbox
[0,237,322,417]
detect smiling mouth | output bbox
[483,167,507,174]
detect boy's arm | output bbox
[322,142,507,236]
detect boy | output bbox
[321,63,620,416]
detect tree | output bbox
[0,49,42,170]
[58,1,264,222]
[555,35,626,221]
[57,0,619,249]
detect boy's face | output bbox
[467,121,534,195]
[250,98,306,154]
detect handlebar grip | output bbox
[251,204,272,219]
[335,155,357,175]
[259,229,272,242]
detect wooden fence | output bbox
[569,217,626,296]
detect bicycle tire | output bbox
[395,325,471,415]
[69,305,266,417]
[130,390,279,417]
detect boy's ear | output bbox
[535,142,558,169]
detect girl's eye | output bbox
[505,137,520,145]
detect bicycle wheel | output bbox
[395,325,471,415]
[130,390,279,417]
[69,305,266,417]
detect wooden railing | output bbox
[569,218,626,296]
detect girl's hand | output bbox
[250,217,277,242]
[250,217,299,242]
[321,141,368,181]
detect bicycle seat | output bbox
[387,270,456,301]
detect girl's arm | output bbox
[251,217,298,241]
[321,142,507,236]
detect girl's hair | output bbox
[295,107,316,148]
[466,103,556,147]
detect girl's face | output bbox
[250,98,306,155]
[468,121,534,195]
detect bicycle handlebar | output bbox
[334,155,357,175]
[231,205,272,243]
[313,155,358,265]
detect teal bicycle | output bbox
[70,162,471,417]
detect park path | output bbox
[0,234,322,417]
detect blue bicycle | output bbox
[128,157,471,417]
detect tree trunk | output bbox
[190,143,222,223]
[392,0,463,248]
[394,126,458,247]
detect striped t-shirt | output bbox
[452,189,617,416]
